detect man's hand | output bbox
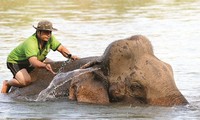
[71,55,79,60]
[45,64,56,74]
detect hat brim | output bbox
[32,25,57,31]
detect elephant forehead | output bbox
[103,36,154,60]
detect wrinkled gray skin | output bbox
[8,35,188,106]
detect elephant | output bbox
[7,35,188,106]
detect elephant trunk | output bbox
[147,94,188,106]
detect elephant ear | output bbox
[93,70,109,89]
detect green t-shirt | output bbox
[7,33,61,64]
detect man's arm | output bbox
[29,56,56,74]
[57,45,79,60]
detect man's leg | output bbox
[1,69,32,93]
[1,80,11,93]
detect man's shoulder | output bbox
[24,33,37,44]
[49,34,59,43]
[50,34,56,41]
[27,33,37,40]
[22,34,38,50]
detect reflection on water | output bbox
[1,0,200,119]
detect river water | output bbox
[0,0,200,119]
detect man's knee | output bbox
[21,80,32,86]
[15,68,32,86]
[21,77,32,86]
[16,75,32,87]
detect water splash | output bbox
[35,67,100,101]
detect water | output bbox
[0,0,200,119]
[36,67,100,101]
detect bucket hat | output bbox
[33,20,57,31]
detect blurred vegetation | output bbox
[0,0,198,26]
[1,0,198,11]
[0,0,29,11]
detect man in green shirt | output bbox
[1,20,79,93]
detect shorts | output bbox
[7,62,35,78]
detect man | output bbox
[1,20,79,93]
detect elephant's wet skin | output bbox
[7,35,188,106]
[8,57,98,100]
[109,81,147,105]
[69,69,109,104]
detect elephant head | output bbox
[101,35,188,106]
